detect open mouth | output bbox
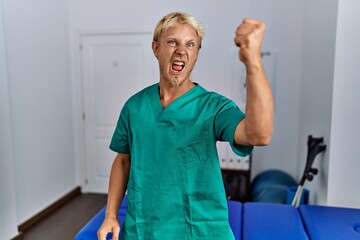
[172,61,185,72]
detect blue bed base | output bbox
[75,196,360,240]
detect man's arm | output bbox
[233,18,274,146]
[98,153,130,240]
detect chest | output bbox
[130,102,214,148]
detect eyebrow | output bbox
[165,37,198,43]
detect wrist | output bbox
[245,60,264,75]
[105,210,118,220]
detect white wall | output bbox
[1,0,76,225]
[299,0,360,207]
[327,0,360,208]
[0,1,19,238]
[298,0,338,205]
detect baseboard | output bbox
[18,186,81,233]
[10,231,24,240]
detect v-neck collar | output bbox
[149,83,206,121]
[157,83,200,110]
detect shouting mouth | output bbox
[172,61,185,73]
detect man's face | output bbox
[152,23,200,87]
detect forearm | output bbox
[244,59,274,145]
[105,153,130,219]
[233,18,273,146]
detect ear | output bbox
[152,41,158,58]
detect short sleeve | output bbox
[109,105,130,154]
[213,96,253,157]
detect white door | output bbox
[81,32,157,193]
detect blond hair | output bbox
[153,12,205,48]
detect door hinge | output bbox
[85,178,88,185]
[79,44,83,51]
[82,112,86,120]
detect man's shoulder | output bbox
[203,90,238,111]
[125,83,157,105]
[204,90,229,103]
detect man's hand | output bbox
[97,217,120,240]
[234,18,266,65]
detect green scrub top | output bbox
[110,83,253,240]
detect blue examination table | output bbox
[75,196,360,240]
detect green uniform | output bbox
[110,83,253,240]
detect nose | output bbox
[175,45,187,56]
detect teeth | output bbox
[172,61,185,71]
[173,61,185,66]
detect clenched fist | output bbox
[234,18,266,65]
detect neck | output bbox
[158,79,195,108]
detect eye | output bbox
[167,40,177,46]
[186,42,195,48]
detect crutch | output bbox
[292,135,326,207]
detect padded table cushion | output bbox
[75,197,242,240]
[299,205,360,240]
[76,197,360,240]
[227,200,242,240]
[242,202,309,240]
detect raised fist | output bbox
[234,18,266,65]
